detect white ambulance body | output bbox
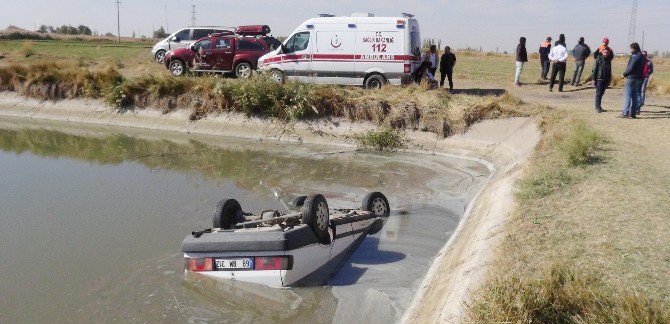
[258,14,421,88]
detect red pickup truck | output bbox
[164,25,280,78]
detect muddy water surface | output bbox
[0,118,490,323]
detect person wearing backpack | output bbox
[571,37,591,86]
[638,51,654,114]
[591,47,612,113]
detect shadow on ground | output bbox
[447,88,506,96]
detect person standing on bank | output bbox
[515,37,528,86]
[539,36,552,80]
[548,37,568,92]
[421,45,439,77]
[591,47,612,113]
[571,37,591,86]
[621,43,645,118]
[638,51,654,113]
[440,46,457,90]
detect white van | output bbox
[152,26,234,63]
[258,14,421,89]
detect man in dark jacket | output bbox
[591,47,612,113]
[571,37,591,86]
[621,43,645,118]
[539,36,552,80]
[515,37,528,86]
[439,46,457,90]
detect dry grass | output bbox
[0,61,534,135]
[468,264,670,323]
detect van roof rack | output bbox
[319,14,336,17]
[401,13,415,19]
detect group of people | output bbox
[413,45,457,90]
[516,34,655,117]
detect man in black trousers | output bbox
[440,46,457,90]
[549,35,568,92]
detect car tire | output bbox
[364,74,386,90]
[302,194,330,244]
[213,199,243,229]
[270,69,285,84]
[361,192,390,217]
[235,62,253,78]
[169,59,187,76]
[155,50,167,63]
[292,195,307,208]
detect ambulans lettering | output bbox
[359,54,396,60]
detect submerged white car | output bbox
[182,192,390,287]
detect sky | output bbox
[2,0,670,53]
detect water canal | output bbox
[0,117,490,323]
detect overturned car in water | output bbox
[182,192,390,287]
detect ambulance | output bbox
[257,13,421,89]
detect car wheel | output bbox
[235,62,253,78]
[361,192,390,217]
[169,59,186,76]
[292,195,307,208]
[365,74,386,90]
[302,194,330,244]
[213,199,243,229]
[155,50,167,63]
[270,69,285,84]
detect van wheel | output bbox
[155,50,167,63]
[213,199,244,229]
[292,195,307,208]
[365,74,386,89]
[302,194,330,244]
[270,69,285,84]
[235,62,253,78]
[169,59,187,76]
[361,192,390,217]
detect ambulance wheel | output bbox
[362,192,390,217]
[213,198,243,229]
[302,194,331,244]
[270,69,285,84]
[364,74,386,89]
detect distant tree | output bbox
[38,25,49,33]
[104,32,115,37]
[77,25,92,36]
[132,31,136,38]
[153,26,168,38]
[56,25,79,35]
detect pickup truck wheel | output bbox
[169,59,186,76]
[362,192,390,217]
[155,50,167,63]
[270,69,285,84]
[213,199,243,229]
[235,62,253,78]
[364,74,386,89]
[302,194,330,244]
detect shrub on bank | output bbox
[0,61,530,136]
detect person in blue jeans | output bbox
[621,43,644,118]
[638,51,654,114]
[591,48,612,113]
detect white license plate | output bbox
[215,258,253,270]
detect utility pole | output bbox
[164,1,169,32]
[642,30,645,50]
[628,0,637,44]
[116,0,121,43]
[191,4,196,27]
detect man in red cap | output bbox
[594,37,614,60]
